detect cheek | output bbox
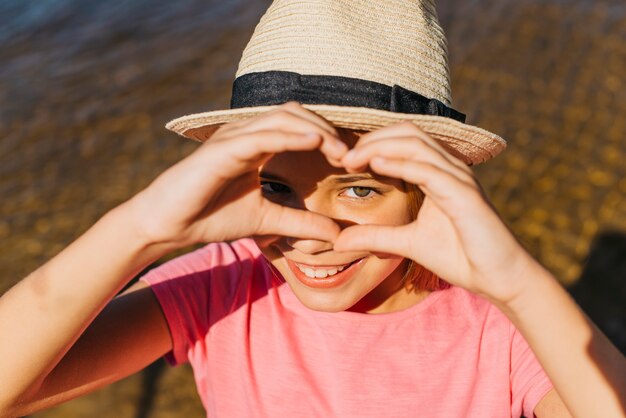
[252,239,291,280]
[369,255,405,278]
[341,197,412,227]
[383,193,413,225]
[252,237,282,259]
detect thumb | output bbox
[257,203,341,243]
[334,224,411,258]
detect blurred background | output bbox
[0,0,624,416]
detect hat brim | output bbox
[165,104,506,165]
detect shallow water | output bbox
[1,0,624,416]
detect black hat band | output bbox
[230,70,466,123]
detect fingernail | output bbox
[305,132,320,139]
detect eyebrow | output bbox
[330,174,377,184]
[259,171,289,183]
[259,171,377,184]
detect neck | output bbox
[347,262,432,314]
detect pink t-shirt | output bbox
[141,239,553,418]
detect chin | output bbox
[261,256,360,312]
[289,287,361,313]
[254,236,406,313]
[273,256,405,313]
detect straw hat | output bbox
[165,0,506,165]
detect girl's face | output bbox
[255,129,428,313]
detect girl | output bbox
[1,1,625,417]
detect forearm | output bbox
[0,201,171,409]
[493,262,626,418]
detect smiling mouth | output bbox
[292,259,362,279]
[285,257,366,289]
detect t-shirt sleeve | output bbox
[509,322,554,417]
[139,241,246,366]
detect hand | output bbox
[128,102,347,249]
[335,121,540,304]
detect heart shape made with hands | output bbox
[212,105,522,297]
[151,103,517,297]
[207,104,466,261]
[257,120,475,266]
[254,127,530,304]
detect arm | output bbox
[336,121,626,418]
[0,206,173,416]
[6,281,171,417]
[0,102,344,416]
[535,389,575,418]
[495,261,626,418]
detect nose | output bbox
[284,191,338,255]
[286,236,334,255]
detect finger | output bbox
[368,157,482,221]
[257,202,341,242]
[227,103,348,162]
[268,106,348,162]
[353,121,470,172]
[280,101,341,138]
[342,136,474,181]
[227,130,323,164]
[193,131,323,180]
[334,224,412,258]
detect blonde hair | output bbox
[402,183,447,291]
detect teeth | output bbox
[315,270,328,278]
[296,262,352,278]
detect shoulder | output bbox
[135,239,272,364]
[435,285,508,323]
[141,238,264,284]
[426,285,516,347]
[138,238,272,313]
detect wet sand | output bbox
[1,0,624,416]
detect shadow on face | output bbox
[254,128,431,313]
[256,127,413,257]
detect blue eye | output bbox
[343,186,376,199]
[260,181,291,194]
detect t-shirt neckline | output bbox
[270,267,449,324]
